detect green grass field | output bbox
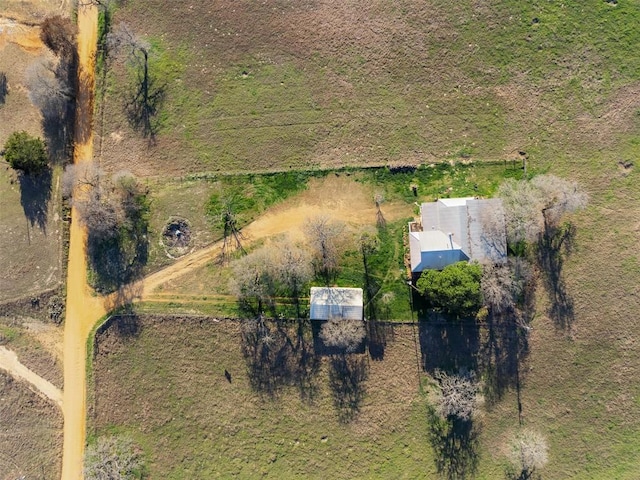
[90,0,640,478]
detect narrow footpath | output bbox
[0,346,63,408]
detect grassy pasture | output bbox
[97,0,640,176]
[90,1,640,478]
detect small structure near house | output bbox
[309,287,364,321]
[408,197,506,276]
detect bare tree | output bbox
[532,174,588,230]
[40,15,77,60]
[230,249,277,315]
[499,175,588,245]
[107,23,163,138]
[84,435,145,480]
[374,192,386,229]
[304,216,344,285]
[481,259,532,315]
[320,318,366,353]
[433,369,480,421]
[75,188,119,240]
[62,161,104,199]
[507,430,549,479]
[26,55,72,112]
[275,239,312,295]
[219,200,246,264]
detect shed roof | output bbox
[309,287,363,321]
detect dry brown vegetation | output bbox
[0,372,62,479]
[91,315,434,478]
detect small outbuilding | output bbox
[309,287,364,321]
[409,197,506,276]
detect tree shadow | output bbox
[0,72,6,104]
[480,312,529,409]
[103,281,143,314]
[75,67,94,147]
[240,317,320,401]
[19,169,52,232]
[328,354,368,423]
[536,222,576,329]
[125,60,165,141]
[44,54,77,164]
[367,319,394,360]
[427,407,480,480]
[88,198,149,294]
[504,465,542,480]
[419,313,481,375]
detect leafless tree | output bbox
[320,319,366,353]
[507,429,549,479]
[433,369,481,421]
[275,239,312,294]
[40,15,77,60]
[62,161,104,199]
[499,175,588,244]
[84,435,145,480]
[26,55,72,113]
[107,23,163,138]
[230,249,277,315]
[218,200,246,264]
[75,188,119,240]
[374,192,386,229]
[304,216,344,284]
[532,174,588,230]
[481,259,532,315]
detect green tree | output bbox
[416,262,482,318]
[4,131,48,174]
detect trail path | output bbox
[0,346,63,407]
[61,2,103,480]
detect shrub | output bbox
[3,131,48,175]
[416,262,482,318]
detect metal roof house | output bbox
[409,197,506,274]
[309,287,364,321]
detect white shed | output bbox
[309,287,364,321]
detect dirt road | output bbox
[0,346,63,407]
[61,2,103,480]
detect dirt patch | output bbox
[0,371,62,479]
